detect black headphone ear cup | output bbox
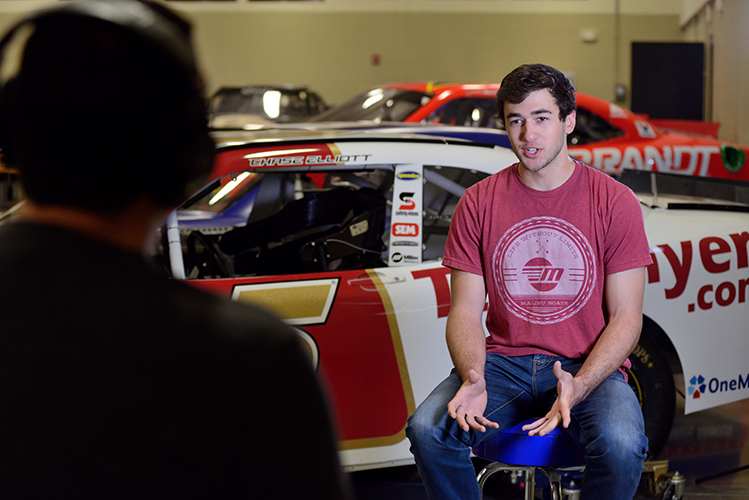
[0,0,215,207]
[148,93,215,207]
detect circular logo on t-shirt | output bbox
[493,217,596,324]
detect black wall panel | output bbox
[631,42,704,120]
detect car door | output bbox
[176,161,490,470]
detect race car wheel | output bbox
[625,332,676,459]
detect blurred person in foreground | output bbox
[0,1,349,498]
[406,63,651,500]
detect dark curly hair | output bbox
[495,63,576,128]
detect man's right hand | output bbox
[447,369,500,433]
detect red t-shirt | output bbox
[443,161,652,363]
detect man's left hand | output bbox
[522,361,583,436]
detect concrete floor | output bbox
[350,377,749,500]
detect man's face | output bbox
[503,89,575,174]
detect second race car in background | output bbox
[309,82,749,182]
[208,85,327,128]
[157,125,749,472]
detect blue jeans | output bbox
[406,354,648,500]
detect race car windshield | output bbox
[310,88,432,123]
[568,107,625,146]
[183,172,263,214]
[209,88,313,123]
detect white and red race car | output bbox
[162,125,749,471]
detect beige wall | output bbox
[682,0,749,147]
[189,11,682,107]
[178,0,681,107]
[0,3,681,108]
[0,1,702,119]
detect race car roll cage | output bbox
[164,158,487,281]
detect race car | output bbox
[160,125,749,472]
[309,82,749,182]
[208,85,327,128]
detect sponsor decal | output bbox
[390,164,423,266]
[634,121,657,138]
[395,191,420,217]
[688,373,749,399]
[720,144,746,173]
[398,192,416,210]
[397,171,421,180]
[392,223,419,237]
[390,252,420,264]
[570,145,720,176]
[688,375,707,399]
[647,232,749,312]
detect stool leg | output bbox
[476,464,538,500]
[476,463,504,490]
[540,468,562,500]
[524,467,535,500]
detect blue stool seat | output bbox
[473,419,586,467]
[472,419,586,500]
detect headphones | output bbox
[0,0,215,207]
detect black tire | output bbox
[624,332,676,459]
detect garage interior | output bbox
[0,1,747,499]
